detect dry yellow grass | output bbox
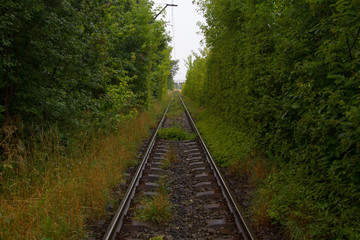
[228,152,271,228]
[162,144,177,169]
[251,193,271,228]
[229,152,268,184]
[0,102,164,239]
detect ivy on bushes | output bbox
[184,0,360,239]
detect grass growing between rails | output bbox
[165,94,188,128]
[150,237,164,240]
[162,145,177,169]
[135,176,172,224]
[166,94,184,119]
[157,127,196,141]
[0,100,167,239]
[135,145,176,224]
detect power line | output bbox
[171,0,176,59]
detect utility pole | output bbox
[153,4,177,20]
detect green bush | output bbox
[0,0,172,131]
[185,0,360,238]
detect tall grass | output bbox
[0,101,165,239]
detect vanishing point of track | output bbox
[102,94,257,240]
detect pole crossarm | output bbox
[154,4,177,20]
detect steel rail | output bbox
[102,95,173,240]
[179,94,258,240]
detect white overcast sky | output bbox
[151,0,204,83]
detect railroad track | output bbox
[102,94,257,240]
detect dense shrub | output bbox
[182,50,207,105]
[185,0,360,238]
[0,0,172,131]
[0,1,175,238]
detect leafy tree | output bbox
[185,0,360,238]
[0,0,173,172]
[0,0,172,130]
[167,60,179,90]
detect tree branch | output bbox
[350,26,360,52]
[346,37,353,60]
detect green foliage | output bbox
[0,1,174,223]
[186,0,360,238]
[0,1,173,237]
[182,50,207,105]
[0,0,173,182]
[167,60,179,91]
[157,127,196,141]
[195,109,254,167]
[0,0,172,130]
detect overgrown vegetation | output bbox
[0,101,165,239]
[0,0,177,238]
[184,0,360,239]
[162,144,177,169]
[136,138,177,225]
[157,127,196,141]
[166,94,184,119]
[135,176,172,224]
[1,0,173,131]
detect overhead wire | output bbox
[171,0,176,59]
